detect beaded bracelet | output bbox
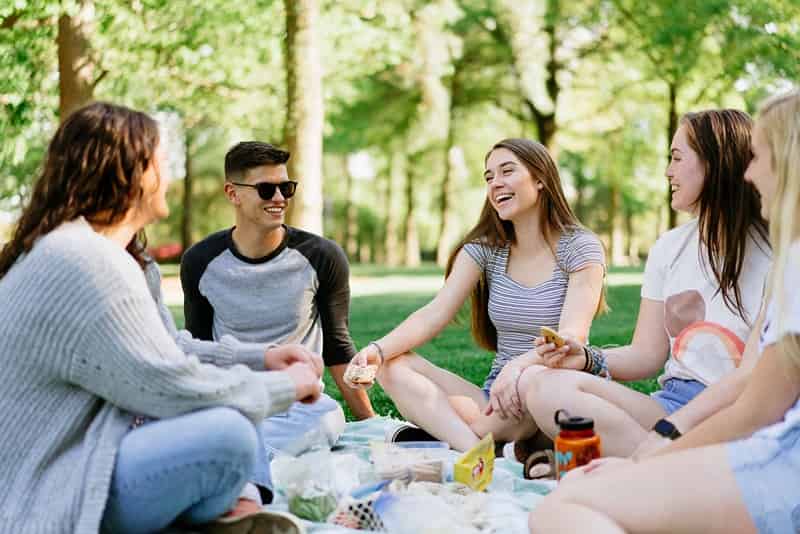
[582,346,591,372]
[585,345,612,380]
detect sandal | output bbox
[523,449,556,480]
[200,509,306,534]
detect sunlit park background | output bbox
[1,1,797,418]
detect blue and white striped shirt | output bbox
[463,227,605,390]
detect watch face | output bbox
[654,419,680,439]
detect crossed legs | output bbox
[377,353,542,451]
[524,369,667,457]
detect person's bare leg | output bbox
[526,369,667,457]
[377,353,487,451]
[469,365,550,443]
[530,444,756,534]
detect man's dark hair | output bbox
[224,141,290,181]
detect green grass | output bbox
[169,265,658,420]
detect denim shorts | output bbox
[650,378,706,415]
[482,365,503,398]
[727,402,800,533]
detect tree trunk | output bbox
[384,144,403,267]
[436,72,460,267]
[505,0,560,150]
[624,203,639,265]
[342,155,358,260]
[403,163,420,268]
[574,165,586,222]
[609,183,626,266]
[666,81,678,229]
[57,0,96,120]
[283,0,323,234]
[181,132,193,253]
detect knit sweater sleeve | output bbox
[145,261,273,370]
[67,278,295,423]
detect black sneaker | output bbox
[386,422,439,443]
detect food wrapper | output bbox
[453,433,495,491]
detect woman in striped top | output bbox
[345,138,606,452]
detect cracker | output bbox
[345,364,378,384]
[540,326,566,348]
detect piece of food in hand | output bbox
[539,326,566,348]
[345,364,378,384]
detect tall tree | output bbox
[284,0,324,234]
[462,0,611,151]
[341,154,359,259]
[57,0,102,119]
[609,0,798,229]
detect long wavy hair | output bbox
[445,138,606,352]
[757,91,800,370]
[0,102,159,278]
[681,110,770,323]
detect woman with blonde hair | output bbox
[344,138,606,452]
[529,90,800,533]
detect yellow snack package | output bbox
[453,433,495,491]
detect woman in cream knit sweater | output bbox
[0,102,320,533]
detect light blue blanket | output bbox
[275,417,554,533]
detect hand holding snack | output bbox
[344,363,379,387]
[534,327,585,370]
[344,342,382,390]
[539,326,566,348]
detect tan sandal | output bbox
[523,449,556,480]
[200,509,306,534]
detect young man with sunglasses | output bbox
[180,141,374,497]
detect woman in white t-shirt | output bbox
[529,90,800,534]
[524,109,771,459]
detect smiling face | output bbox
[484,147,543,221]
[744,124,776,220]
[225,164,290,234]
[665,125,706,215]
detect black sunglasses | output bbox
[231,180,298,200]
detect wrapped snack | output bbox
[345,364,378,385]
[271,450,369,522]
[453,433,495,491]
[370,441,455,483]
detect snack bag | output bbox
[453,433,495,491]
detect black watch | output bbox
[652,418,682,440]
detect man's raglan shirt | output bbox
[180,226,356,368]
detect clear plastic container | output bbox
[391,441,449,450]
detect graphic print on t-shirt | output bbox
[666,289,746,378]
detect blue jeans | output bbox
[253,394,344,489]
[101,407,258,534]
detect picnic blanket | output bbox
[268,416,555,534]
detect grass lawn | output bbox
[169,264,658,420]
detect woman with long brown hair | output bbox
[0,102,320,533]
[344,138,606,452]
[529,90,800,534]
[525,109,772,463]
